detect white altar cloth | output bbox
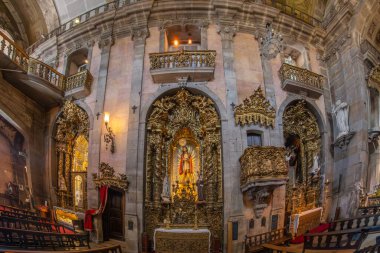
[154,228,211,252]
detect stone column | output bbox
[125,27,149,253]
[87,36,114,209]
[218,24,244,252]
[87,36,114,243]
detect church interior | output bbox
[0,0,380,252]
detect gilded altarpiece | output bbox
[283,100,322,214]
[144,89,223,241]
[55,100,89,210]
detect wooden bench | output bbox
[0,245,122,253]
[245,228,291,252]
[0,227,89,250]
[329,214,380,232]
[303,228,368,251]
[0,210,51,223]
[355,244,380,253]
[0,216,71,234]
[0,205,36,217]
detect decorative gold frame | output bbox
[92,162,129,191]
[55,100,89,209]
[144,89,223,241]
[282,100,321,214]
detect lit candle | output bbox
[104,112,110,124]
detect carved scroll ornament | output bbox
[368,65,380,92]
[240,146,288,192]
[234,87,276,128]
[92,162,129,191]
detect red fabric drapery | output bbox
[84,186,108,231]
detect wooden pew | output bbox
[0,210,51,223]
[0,245,122,253]
[0,216,71,234]
[329,214,380,232]
[0,227,89,250]
[303,228,368,251]
[357,206,380,216]
[355,244,380,253]
[245,228,291,252]
[0,205,36,217]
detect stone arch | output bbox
[279,96,327,215]
[143,88,224,244]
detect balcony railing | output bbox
[65,70,93,91]
[240,146,288,192]
[0,32,29,71]
[64,70,93,98]
[279,63,325,99]
[0,31,93,100]
[27,0,141,54]
[28,58,65,89]
[149,49,216,83]
[260,0,321,27]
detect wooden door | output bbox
[103,188,124,241]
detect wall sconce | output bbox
[104,112,115,153]
[173,39,179,47]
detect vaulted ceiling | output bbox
[52,0,105,23]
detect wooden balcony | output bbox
[0,31,93,108]
[279,63,325,99]
[149,49,216,83]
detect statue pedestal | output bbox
[154,228,210,253]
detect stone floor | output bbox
[89,239,129,253]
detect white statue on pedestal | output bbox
[310,155,320,176]
[332,100,349,138]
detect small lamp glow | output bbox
[173,39,179,47]
[188,38,192,44]
[74,18,80,24]
[84,59,89,64]
[104,112,110,125]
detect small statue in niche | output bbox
[332,100,350,138]
[310,155,320,179]
[285,145,297,187]
[161,174,171,202]
[196,171,205,201]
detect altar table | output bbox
[154,228,211,253]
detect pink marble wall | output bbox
[233,33,264,104]
[207,25,227,107]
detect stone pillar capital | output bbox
[217,24,237,41]
[131,27,149,44]
[98,36,114,50]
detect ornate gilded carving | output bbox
[55,100,89,209]
[149,49,216,70]
[144,89,223,242]
[279,63,324,90]
[92,162,129,191]
[368,65,380,92]
[283,100,321,214]
[240,146,288,190]
[155,230,209,253]
[234,87,276,128]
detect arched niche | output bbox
[53,100,89,211]
[282,99,322,214]
[65,48,89,76]
[282,44,309,69]
[143,88,223,242]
